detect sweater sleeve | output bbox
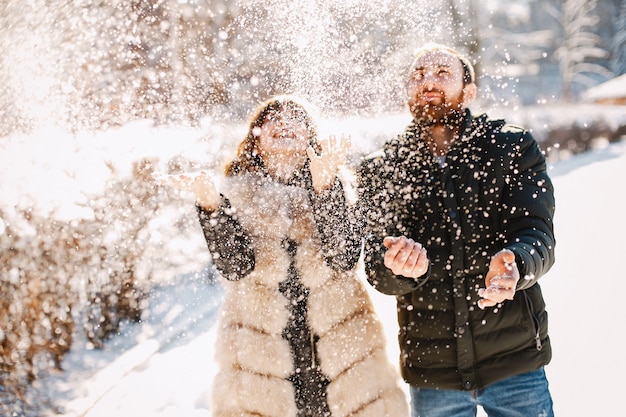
[499,129,556,290]
[308,176,362,271]
[196,196,255,281]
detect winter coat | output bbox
[358,110,556,391]
[197,171,409,417]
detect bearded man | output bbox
[357,43,556,417]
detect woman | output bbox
[160,96,408,417]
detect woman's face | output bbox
[257,111,310,181]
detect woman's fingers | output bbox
[152,171,214,193]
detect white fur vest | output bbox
[210,175,409,417]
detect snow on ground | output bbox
[540,141,626,417]
[2,116,626,417]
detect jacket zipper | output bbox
[523,291,542,351]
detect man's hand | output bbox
[382,236,429,279]
[306,134,350,193]
[478,249,520,309]
[153,170,219,210]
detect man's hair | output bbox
[410,43,476,85]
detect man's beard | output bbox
[410,92,466,127]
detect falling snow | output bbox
[0,114,624,417]
[1,0,625,416]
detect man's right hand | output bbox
[383,236,429,279]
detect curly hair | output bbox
[225,95,321,177]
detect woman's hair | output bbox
[225,95,320,176]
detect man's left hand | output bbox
[478,249,520,309]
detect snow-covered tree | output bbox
[609,0,626,75]
[555,0,613,101]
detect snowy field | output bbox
[1,113,626,417]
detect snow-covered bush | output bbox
[0,208,77,413]
[80,159,165,348]
[0,156,202,410]
[543,121,626,160]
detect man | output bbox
[358,43,556,416]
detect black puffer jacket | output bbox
[358,110,556,391]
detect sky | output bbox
[1,114,626,417]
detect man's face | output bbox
[406,50,469,124]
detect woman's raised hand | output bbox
[153,170,219,210]
[307,134,351,193]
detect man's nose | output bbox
[422,75,436,91]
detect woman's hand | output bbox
[307,134,351,193]
[153,170,219,210]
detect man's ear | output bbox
[462,83,477,106]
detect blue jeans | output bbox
[410,368,554,417]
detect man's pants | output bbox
[410,368,554,417]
